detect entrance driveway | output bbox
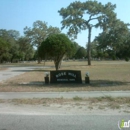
[0,66,49,82]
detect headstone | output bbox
[50,70,82,83]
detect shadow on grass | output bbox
[90,80,130,87]
[16,79,130,88]
[11,68,54,72]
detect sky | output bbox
[0,0,130,48]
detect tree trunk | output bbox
[37,46,42,64]
[37,57,41,64]
[11,57,13,63]
[87,26,92,66]
[37,48,41,64]
[44,60,46,66]
[54,57,63,71]
[58,58,63,69]
[55,61,61,71]
[54,54,65,71]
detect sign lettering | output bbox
[50,70,82,83]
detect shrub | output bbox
[125,57,129,62]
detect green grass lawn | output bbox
[0,60,130,92]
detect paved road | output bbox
[0,114,129,130]
[0,91,130,99]
[0,65,130,130]
[0,66,50,82]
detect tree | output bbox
[94,20,129,59]
[65,41,78,59]
[24,21,48,48]
[122,32,130,60]
[0,37,10,63]
[17,37,34,61]
[24,20,61,63]
[39,34,73,70]
[75,47,87,59]
[58,1,116,65]
[0,29,20,63]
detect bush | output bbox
[125,57,129,62]
[112,56,116,60]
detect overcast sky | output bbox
[0,0,129,47]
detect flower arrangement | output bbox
[45,72,49,77]
[86,72,89,77]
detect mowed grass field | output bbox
[0,60,130,92]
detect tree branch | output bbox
[88,17,99,23]
[84,15,101,28]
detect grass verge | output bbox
[0,96,130,111]
[0,61,130,92]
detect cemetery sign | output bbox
[50,70,82,83]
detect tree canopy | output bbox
[17,37,34,61]
[24,20,61,48]
[0,29,34,63]
[39,34,74,70]
[94,19,130,60]
[0,29,20,63]
[74,47,87,59]
[0,1,130,64]
[24,20,61,63]
[0,37,10,63]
